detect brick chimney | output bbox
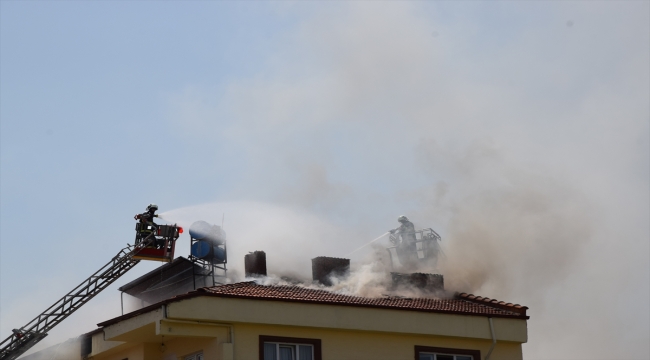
[244,251,267,277]
[311,256,350,286]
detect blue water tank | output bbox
[191,240,226,262]
[213,246,226,262]
[189,221,226,245]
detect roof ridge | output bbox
[261,283,374,300]
[211,281,368,298]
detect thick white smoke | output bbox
[5,2,647,359]
[159,201,359,280]
[166,3,649,359]
[161,202,443,299]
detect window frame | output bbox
[183,351,203,360]
[414,346,481,360]
[259,335,322,360]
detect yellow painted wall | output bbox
[92,322,522,360]
[94,296,526,360]
[158,337,219,360]
[91,343,144,360]
[233,323,523,360]
[90,332,125,356]
[167,297,528,343]
[90,338,218,360]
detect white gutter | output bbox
[162,304,235,358]
[484,317,497,360]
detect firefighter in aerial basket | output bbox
[389,215,418,266]
[134,204,160,247]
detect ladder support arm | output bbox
[0,243,145,360]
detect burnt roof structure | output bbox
[311,256,350,286]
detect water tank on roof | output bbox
[189,220,227,263]
[191,241,226,262]
[189,220,226,245]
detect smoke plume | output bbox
[165,3,649,359]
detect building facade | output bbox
[81,282,528,360]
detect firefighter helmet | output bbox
[147,203,158,211]
[398,215,409,223]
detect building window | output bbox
[259,335,322,360]
[419,354,472,360]
[415,346,480,360]
[184,352,203,360]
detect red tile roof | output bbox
[98,282,528,327]
[196,282,528,319]
[457,292,528,314]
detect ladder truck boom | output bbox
[0,245,139,360]
[0,224,182,360]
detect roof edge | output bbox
[196,290,529,319]
[98,283,528,328]
[455,292,528,317]
[97,288,206,327]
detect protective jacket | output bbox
[136,210,157,224]
[135,210,158,235]
[392,220,416,248]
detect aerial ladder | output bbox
[0,223,182,360]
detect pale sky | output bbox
[1,2,648,359]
